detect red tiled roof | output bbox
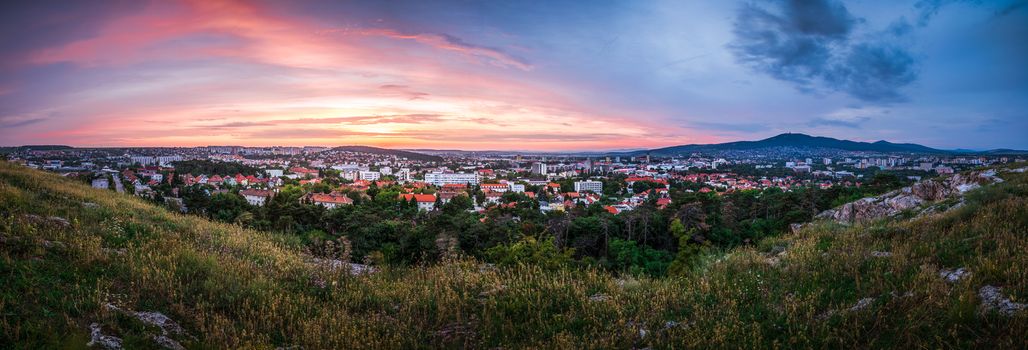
[310,193,352,204]
[399,193,436,203]
[240,189,273,197]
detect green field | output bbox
[1,161,1025,349]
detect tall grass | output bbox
[1,161,1025,349]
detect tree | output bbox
[180,185,211,215]
[209,192,249,223]
[667,218,708,275]
[442,194,474,213]
[367,181,380,198]
[607,238,673,276]
[484,236,574,270]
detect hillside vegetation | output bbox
[1,161,1026,349]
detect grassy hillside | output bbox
[1,161,1026,349]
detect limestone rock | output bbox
[817,170,1002,225]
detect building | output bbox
[130,156,182,166]
[508,183,526,193]
[289,167,319,178]
[531,162,548,175]
[309,192,353,209]
[480,183,509,193]
[574,180,603,193]
[265,169,284,177]
[424,172,479,186]
[240,189,273,206]
[359,171,381,181]
[399,193,437,211]
[91,178,109,189]
[395,168,411,182]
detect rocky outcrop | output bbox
[101,303,191,349]
[816,169,1003,225]
[88,323,123,349]
[310,257,376,275]
[979,286,1026,316]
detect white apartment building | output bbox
[395,168,411,182]
[359,171,381,181]
[531,162,548,175]
[424,172,480,186]
[574,180,603,193]
[130,155,183,166]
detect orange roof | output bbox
[240,189,273,197]
[310,193,352,204]
[399,193,436,203]
[604,206,619,214]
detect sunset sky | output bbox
[1,0,1026,151]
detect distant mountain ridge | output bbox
[330,145,443,162]
[633,133,956,156]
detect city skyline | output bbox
[1,0,1026,150]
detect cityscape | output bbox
[1,0,1026,349]
[7,135,1021,219]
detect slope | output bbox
[0,161,1026,348]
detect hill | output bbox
[637,133,947,155]
[330,145,443,162]
[1,161,1026,348]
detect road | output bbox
[112,173,125,194]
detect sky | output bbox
[0,0,1026,151]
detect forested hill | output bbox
[636,133,946,155]
[1,161,1026,348]
[331,145,443,162]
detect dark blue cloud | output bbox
[729,0,918,103]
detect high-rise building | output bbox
[531,162,548,175]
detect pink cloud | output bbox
[4,0,694,151]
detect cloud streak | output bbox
[320,27,533,71]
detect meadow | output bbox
[1,161,1026,349]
